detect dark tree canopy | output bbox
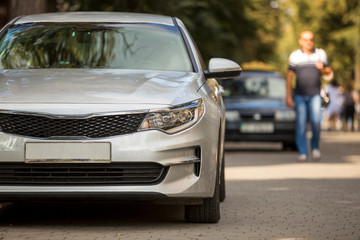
[4,0,360,89]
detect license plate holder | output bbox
[25,142,111,163]
[240,122,274,133]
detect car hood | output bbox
[0,69,201,114]
[224,97,288,112]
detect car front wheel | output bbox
[220,156,226,202]
[184,167,220,223]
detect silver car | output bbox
[0,12,241,223]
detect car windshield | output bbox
[0,23,192,71]
[222,76,286,100]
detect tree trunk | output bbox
[355,3,360,91]
[0,0,10,28]
[9,0,56,20]
[356,47,360,91]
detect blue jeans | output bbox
[294,94,322,155]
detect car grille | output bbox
[0,112,146,138]
[0,162,168,185]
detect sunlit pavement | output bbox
[223,130,360,240]
[0,131,359,240]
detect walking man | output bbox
[286,30,333,162]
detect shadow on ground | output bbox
[0,201,185,227]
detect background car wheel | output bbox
[220,156,226,202]
[283,142,297,151]
[185,167,220,223]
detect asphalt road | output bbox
[0,131,359,240]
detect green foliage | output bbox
[59,0,283,65]
[58,0,359,88]
[318,0,359,87]
[284,0,360,86]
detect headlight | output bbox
[225,111,240,121]
[139,99,204,134]
[275,110,296,121]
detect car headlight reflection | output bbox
[275,110,296,121]
[139,99,204,134]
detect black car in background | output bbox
[221,70,296,150]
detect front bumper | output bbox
[0,108,220,201]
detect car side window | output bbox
[221,75,286,100]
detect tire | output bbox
[220,156,226,202]
[185,167,220,223]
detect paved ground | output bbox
[0,131,359,240]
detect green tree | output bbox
[278,0,359,89]
[58,0,283,66]
[35,0,358,89]
[9,0,55,19]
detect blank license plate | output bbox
[25,142,111,163]
[240,122,274,133]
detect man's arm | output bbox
[315,62,332,74]
[315,49,333,81]
[322,66,333,81]
[315,62,333,81]
[286,70,294,108]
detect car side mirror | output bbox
[204,58,242,79]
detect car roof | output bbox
[14,12,175,26]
